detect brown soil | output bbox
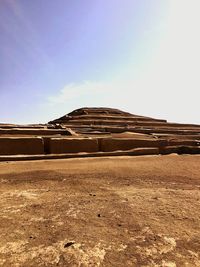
[0,155,200,267]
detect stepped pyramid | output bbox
[0,107,199,160]
[50,107,200,137]
[49,107,168,135]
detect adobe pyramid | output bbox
[0,107,199,160]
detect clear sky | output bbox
[0,0,199,124]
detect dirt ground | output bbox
[0,154,200,267]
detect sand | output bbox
[0,155,200,266]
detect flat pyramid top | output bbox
[68,107,133,116]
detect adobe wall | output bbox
[160,145,200,155]
[0,137,44,155]
[168,140,200,146]
[0,128,71,136]
[0,107,199,159]
[48,138,99,154]
[152,134,200,140]
[99,138,164,152]
[0,135,199,159]
[179,146,200,154]
[65,115,166,122]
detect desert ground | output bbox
[0,154,200,267]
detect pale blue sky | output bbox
[0,0,199,124]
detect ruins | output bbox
[0,107,199,160]
[1,108,200,266]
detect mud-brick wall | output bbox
[99,138,166,152]
[48,138,99,154]
[0,137,44,155]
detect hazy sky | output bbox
[0,0,199,124]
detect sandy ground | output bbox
[0,155,200,267]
